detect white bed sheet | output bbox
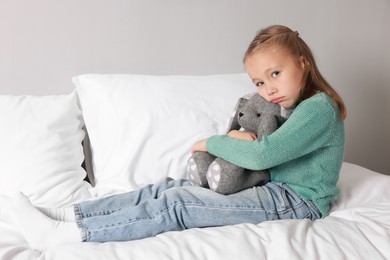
[1,162,390,260]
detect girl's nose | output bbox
[266,85,278,95]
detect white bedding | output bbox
[1,74,389,259]
[1,163,390,260]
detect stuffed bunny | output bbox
[187,93,287,195]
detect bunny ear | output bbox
[226,96,249,133]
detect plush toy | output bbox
[187,93,287,195]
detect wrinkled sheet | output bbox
[1,163,390,260]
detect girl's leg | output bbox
[30,178,190,221]
[5,181,320,250]
[78,182,320,242]
[2,178,192,251]
[3,192,81,251]
[75,178,191,218]
[1,192,75,222]
[37,206,76,222]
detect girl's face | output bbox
[245,47,306,109]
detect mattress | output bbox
[1,162,389,260]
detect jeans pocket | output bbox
[273,182,314,219]
[273,182,294,207]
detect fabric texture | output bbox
[206,92,345,217]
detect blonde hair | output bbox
[244,25,346,120]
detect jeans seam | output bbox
[74,204,88,242]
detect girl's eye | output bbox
[271,71,280,78]
[255,82,264,87]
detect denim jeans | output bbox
[74,178,321,242]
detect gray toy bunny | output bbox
[187,93,287,194]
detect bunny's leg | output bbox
[207,158,270,195]
[187,152,216,188]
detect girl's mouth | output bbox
[271,97,285,104]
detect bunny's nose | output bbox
[239,112,244,117]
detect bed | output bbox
[1,73,389,260]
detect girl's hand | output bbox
[191,139,208,153]
[227,130,257,141]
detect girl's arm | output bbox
[191,131,256,154]
[206,94,338,170]
[191,139,208,153]
[227,130,257,141]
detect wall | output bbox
[385,13,390,175]
[0,0,389,174]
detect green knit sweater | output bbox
[206,92,345,217]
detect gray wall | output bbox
[385,23,390,175]
[1,0,389,175]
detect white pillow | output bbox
[0,91,92,207]
[74,73,254,194]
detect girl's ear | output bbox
[299,56,309,70]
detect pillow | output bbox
[74,73,254,194]
[0,91,92,207]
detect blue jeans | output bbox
[74,178,321,242]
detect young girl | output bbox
[0,25,346,251]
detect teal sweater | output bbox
[206,92,345,217]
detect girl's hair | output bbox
[244,25,346,120]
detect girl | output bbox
[0,25,346,251]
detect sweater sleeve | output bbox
[206,94,338,170]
